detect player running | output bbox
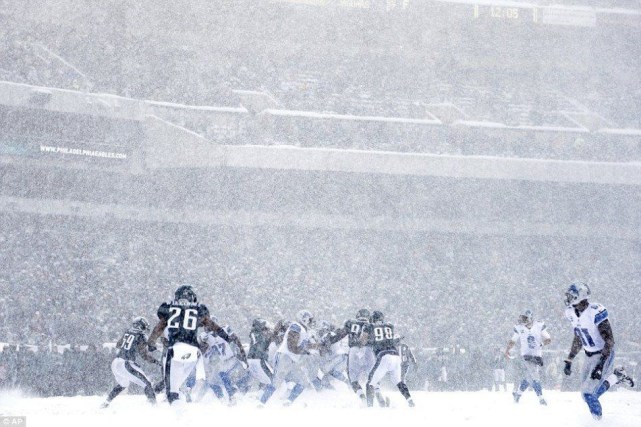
[101,317,161,408]
[505,310,550,405]
[562,282,634,420]
[147,285,246,404]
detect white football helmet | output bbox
[296,309,314,328]
[564,282,591,307]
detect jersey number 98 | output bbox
[374,327,393,341]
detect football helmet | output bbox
[319,320,334,332]
[518,310,533,326]
[564,282,591,307]
[370,310,385,324]
[252,318,268,330]
[132,316,150,332]
[356,309,370,321]
[174,285,197,303]
[296,309,314,328]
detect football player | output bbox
[364,311,414,407]
[504,310,550,405]
[325,309,376,401]
[199,323,250,404]
[492,347,508,392]
[562,283,634,420]
[312,320,349,390]
[147,285,247,404]
[101,317,161,408]
[246,318,275,389]
[397,339,418,385]
[259,310,317,406]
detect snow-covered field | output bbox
[1,387,640,427]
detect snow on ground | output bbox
[1,388,640,427]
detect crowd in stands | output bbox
[1,204,639,355]
[1,1,639,129]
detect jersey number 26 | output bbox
[168,307,198,330]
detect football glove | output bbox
[591,362,604,380]
[563,359,572,376]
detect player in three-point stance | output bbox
[147,285,246,404]
[364,311,415,408]
[505,310,550,405]
[101,317,161,408]
[562,282,634,420]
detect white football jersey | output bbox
[510,320,550,358]
[200,332,235,362]
[564,303,608,353]
[331,335,349,356]
[278,321,310,362]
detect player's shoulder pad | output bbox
[199,304,210,318]
[593,305,608,325]
[157,302,171,319]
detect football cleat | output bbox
[614,367,635,388]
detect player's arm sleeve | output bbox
[203,316,228,339]
[197,304,210,326]
[327,326,348,344]
[597,319,614,359]
[137,337,160,365]
[566,333,582,361]
[148,306,168,347]
[409,347,418,365]
[286,325,304,354]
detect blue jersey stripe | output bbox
[594,309,608,324]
